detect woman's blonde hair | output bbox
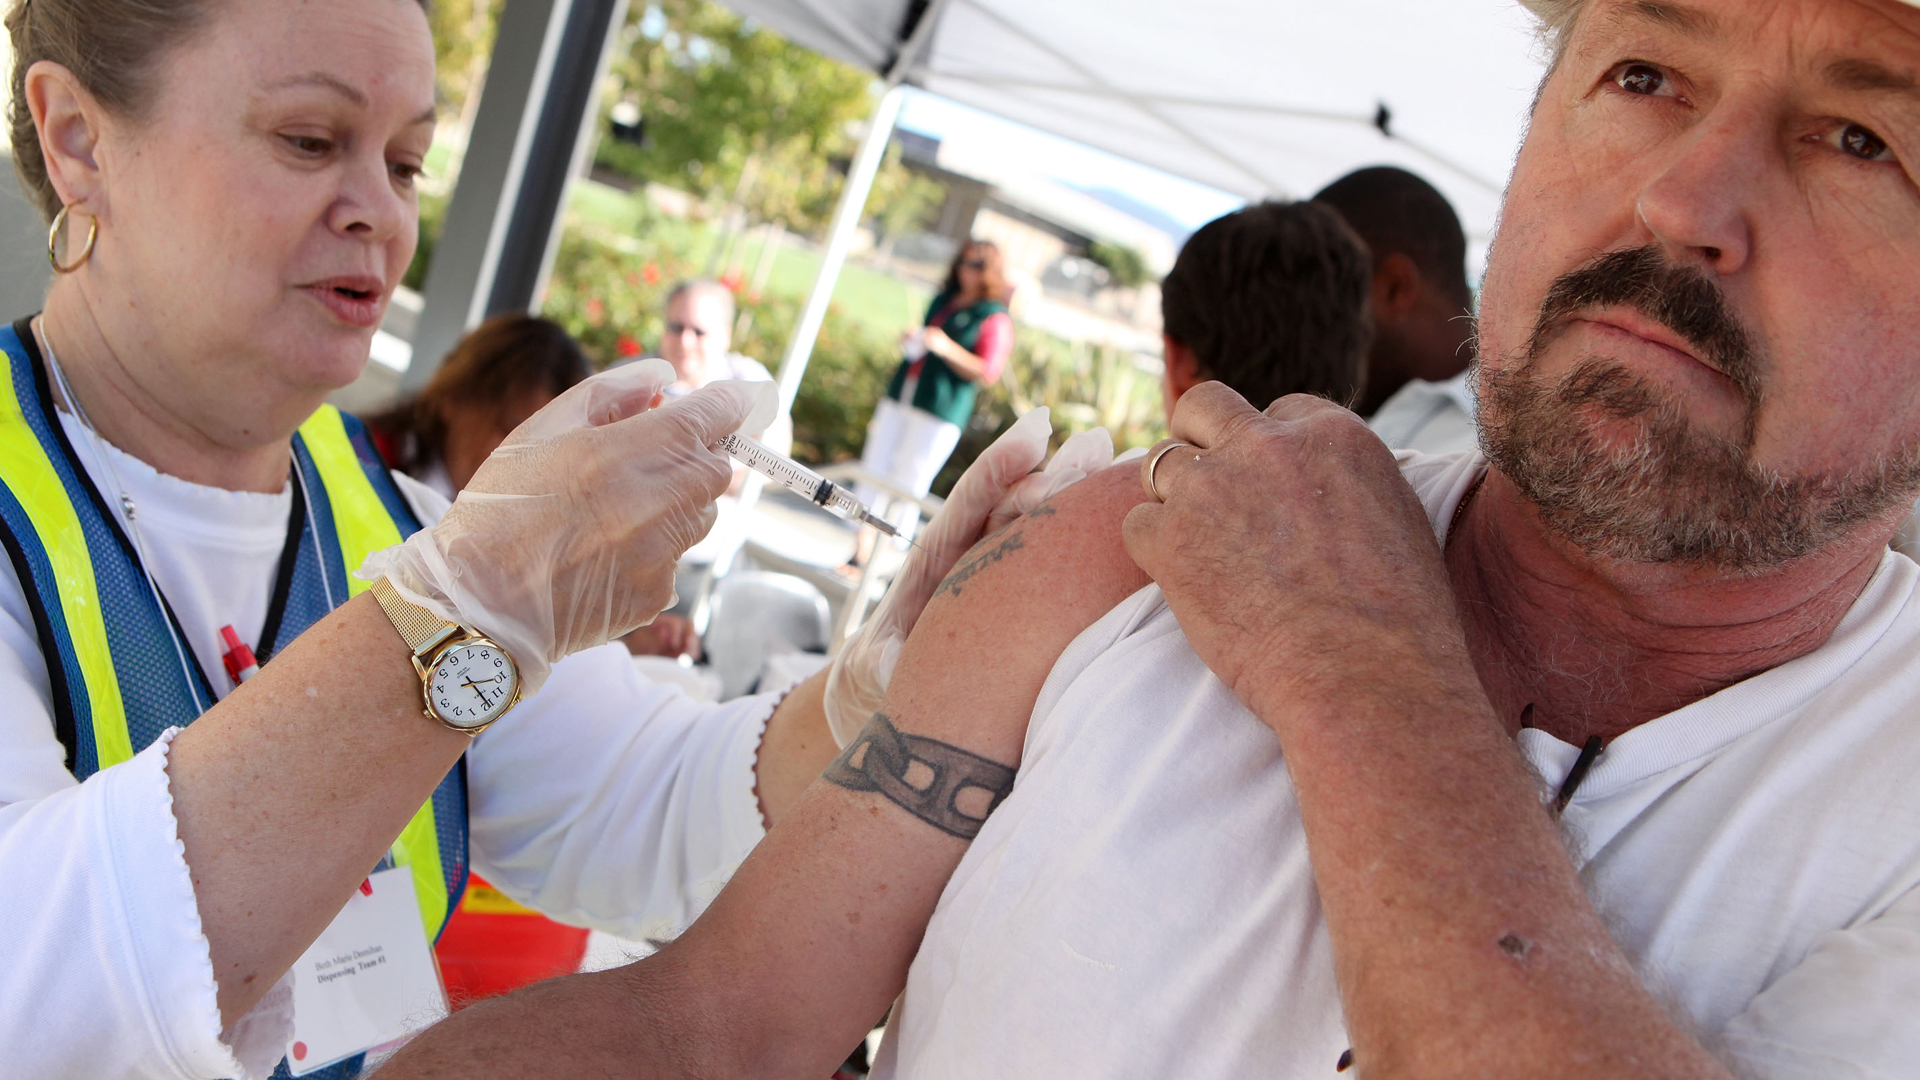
[6,0,220,221]
[4,0,427,222]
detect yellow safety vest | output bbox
[0,318,466,943]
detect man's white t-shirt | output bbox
[0,411,773,1079]
[878,451,1920,1080]
[1366,372,1477,455]
[674,352,788,567]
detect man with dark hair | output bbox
[1157,200,1372,421]
[1314,166,1478,452]
[648,278,787,628]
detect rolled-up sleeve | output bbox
[462,644,774,942]
[0,728,290,1080]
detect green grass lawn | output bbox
[563,179,932,341]
[566,179,652,234]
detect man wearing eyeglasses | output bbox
[658,279,772,397]
[654,279,789,576]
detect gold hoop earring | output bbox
[47,204,97,274]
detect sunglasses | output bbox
[665,320,710,338]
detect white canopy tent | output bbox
[717,0,1553,408]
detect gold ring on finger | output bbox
[1146,441,1193,503]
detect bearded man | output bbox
[381,1,1920,1077]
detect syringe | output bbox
[718,432,918,545]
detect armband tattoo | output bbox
[823,714,1017,839]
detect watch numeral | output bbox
[424,643,514,726]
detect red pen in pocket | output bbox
[219,625,259,684]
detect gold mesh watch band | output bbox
[369,577,458,657]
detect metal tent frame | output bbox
[403,0,1544,405]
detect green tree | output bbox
[595,0,875,235]
[428,0,502,117]
[1087,240,1153,290]
[864,144,946,260]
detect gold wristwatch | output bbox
[370,577,523,736]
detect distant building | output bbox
[884,128,1181,348]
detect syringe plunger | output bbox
[718,432,899,537]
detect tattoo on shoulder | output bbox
[932,495,1060,599]
[823,714,1017,840]
[937,531,1024,598]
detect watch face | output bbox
[426,641,519,729]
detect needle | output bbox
[847,506,950,568]
[719,432,953,568]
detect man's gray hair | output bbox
[1520,0,1587,64]
[666,278,736,327]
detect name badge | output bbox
[285,866,448,1075]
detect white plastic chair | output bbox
[702,571,833,701]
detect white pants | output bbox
[857,396,962,537]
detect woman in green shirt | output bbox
[857,241,1016,534]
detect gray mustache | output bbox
[1527,246,1761,410]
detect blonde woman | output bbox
[0,1,1053,1076]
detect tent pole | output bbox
[406,0,625,391]
[773,0,949,419]
[772,84,905,418]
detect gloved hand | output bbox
[824,408,1115,746]
[361,359,776,693]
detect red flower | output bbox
[720,270,744,292]
[585,297,606,324]
[616,333,642,357]
[642,262,662,285]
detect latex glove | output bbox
[824,408,1115,746]
[361,359,775,693]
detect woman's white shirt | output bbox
[0,410,773,1079]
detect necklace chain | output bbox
[31,318,255,707]
[1446,471,1485,546]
